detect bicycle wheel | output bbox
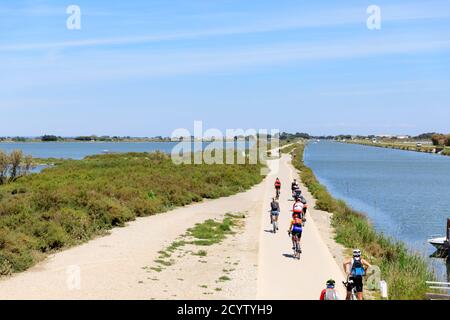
[296,241,301,259]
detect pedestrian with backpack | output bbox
[343,249,371,300]
[319,279,340,300]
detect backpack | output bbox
[325,288,338,300]
[293,202,303,213]
[351,257,365,277]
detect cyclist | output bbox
[270,198,280,228]
[288,212,303,252]
[320,279,340,300]
[291,179,299,193]
[343,249,371,300]
[274,178,281,199]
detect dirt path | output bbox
[0,147,345,299]
[256,152,347,299]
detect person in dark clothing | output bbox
[270,198,280,226]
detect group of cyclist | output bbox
[270,177,372,300]
[271,178,308,254]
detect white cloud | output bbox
[1,1,450,52]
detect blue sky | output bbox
[1,0,450,136]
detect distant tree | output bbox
[431,134,446,146]
[41,135,58,142]
[9,150,23,181]
[414,132,436,140]
[294,132,310,139]
[446,135,450,147]
[12,136,27,142]
[75,136,93,141]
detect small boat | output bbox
[428,236,448,250]
[428,219,450,257]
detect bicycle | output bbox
[275,188,280,200]
[288,231,301,259]
[342,276,357,300]
[271,213,279,233]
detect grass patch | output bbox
[290,143,434,300]
[158,250,171,259]
[154,259,174,267]
[0,151,264,275]
[192,250,208,257]
[187,214,240,246]
[218,275,231,282]
[167,240,187,253]
[150,213,244,271]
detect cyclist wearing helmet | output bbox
[320,279,340,300]
[343,249,371,300]
[288,212,303,251]
[274,178,281,199]
[291,179,299,198]
[274,177,281,190]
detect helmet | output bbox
[326,279,335,288]
[353,249,361,257]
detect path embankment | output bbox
[343,140,450,156]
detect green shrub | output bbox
[0,152,264,274]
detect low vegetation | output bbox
[280,143,299,154]
[0,151,263,275]
[152,213,245,272]
[290,144,434,300]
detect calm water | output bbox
[0,141,251,160]
[304,141,450,281]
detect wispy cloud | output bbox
[1,1,450,52]
[2,33,450,91]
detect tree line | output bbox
[0,150,34,185]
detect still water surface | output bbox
[304,141,450,281]
[0,141,251,159]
